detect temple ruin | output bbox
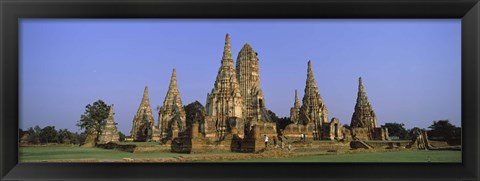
[350,77,389,140]
[236,43,272,123]
[124,33,398,153]
[98,105,120,144]
[158,69,187,142]
[204,33,246,140]
[290,89,301,124]
[130,86,158,141]
[283,61,340,141]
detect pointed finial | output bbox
[168,68,178,92]
[222,33,232,60]
[359,76,364,92]
[307,60,315,81]
[307,60,313,75]
[108,104,114,116]
[171,68,177,81]
[294,89,300,107]
[142,86,149,100]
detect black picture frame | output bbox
[1,0,479,180]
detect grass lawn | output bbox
[19,146,461,163]
[19,146,241,162]
[230,150,461,162]
[117,142,161,147]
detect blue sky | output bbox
[19,19,461,134]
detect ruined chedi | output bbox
[350,77,378,130]
[235,43,272,124]
[290,89,301,124]
[98,105,120,144]
[205,33,245,139]
[349,77,389,140]
[298,60,328,140]
[158,69,187,140]
[130,86,156,141]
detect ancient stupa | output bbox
[299,61,328,125]
[298,60,328,139]
[130,86,156,141]
[235,43,272,124]
[205,33,245,139]
[158,69,186,140]
[98,105,120,144]
[290,89,301,124]
[350,77,378,129]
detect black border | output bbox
[1,0,479,180]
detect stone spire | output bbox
[290,89,301,124]
[350,77,378,129]
[205,33,245,138]
[158,69,186,140]
[130,86,155,141]
[222,33,233,64]
[299,60,328,139]
[98,105,120,144]
[306,60,319,89]
[236,43,271,123]
[294,89,300,108]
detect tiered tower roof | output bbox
[299,60,328,126]
[350,77,378,129]
[236,43,271,122]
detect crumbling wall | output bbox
[282,123,316,141]
[351,128,370,140]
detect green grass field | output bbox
[229,150,461,162]
[19,146,461,162]
[19,146,241,162]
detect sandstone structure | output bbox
[81,128,97,147]
[350,77,377,129]
[236,43,272,124]
[289,89,301,124]
[235,42,277,150]
[204,33,246,140]
[283,61,343,141]
[298,61,329,140]
[98,105,120,144]
[130,86,157,141]
[406,127,432,150]
[350,77,389,140]
[123,33,401,154]
[171,34,278,153]
[322,117,344,141]
[158,69,187,141]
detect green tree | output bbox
[77,132,87,145]
[183,101,205,126]
[76,100,110,142]
[276,117,292,134]
[26,125,41,144]
[69,132,80,144]
[118,131,126,141]
[428,120,457,140]
[266,109,279,123]
[39,126,58,143]
[382,122,408,139]
[57,129,75,144]
[18,128,26,143]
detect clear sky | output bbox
[19,19,461,134]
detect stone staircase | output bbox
[350,138,374,149]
